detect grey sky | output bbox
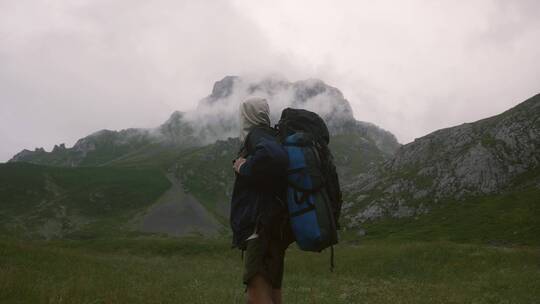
[1,0,539,162]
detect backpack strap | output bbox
[237,131,252,157]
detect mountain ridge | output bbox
[344,93,540,228]
[6,77,537,243]
[9,76,399,167]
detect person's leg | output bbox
[271,289,282,304]
[243,235,289,304]
[244,238,274,303]
[268,239,287,304]
[247,274,274,304]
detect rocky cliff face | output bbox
[10,76,399,167]
[344,94,540,227]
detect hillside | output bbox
[0,163,170,239]
[3,76,400,238]
[344,94,540,244]
[164,129,392,223]
[5,78,538,245]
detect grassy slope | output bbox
[330,132,386,181]
[1,140,233,237]
[4,130,390,232]
[106,139,236,224]
[353,166,540,246]
[359,184,540,246]
[171,132,387,222]
[0,237,538,304]
[105,144,189,170]
[0,163,170,238]
[173,140,237,222]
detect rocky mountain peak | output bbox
[163,111,185,126]
[52,144,66,153]
[208,76,239,100]
[200,76,356,124]
[293,78,337,100]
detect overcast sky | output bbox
[1,0,539,162]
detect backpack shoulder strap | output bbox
[238,131,253,157]
[239,125,278,156]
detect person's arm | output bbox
[234,138,288,178]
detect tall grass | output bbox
[1,237,538,303]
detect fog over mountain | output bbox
[9,76,400,165]
[185,76,356,141]
[1,0,539,161]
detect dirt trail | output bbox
[139,174,221,236]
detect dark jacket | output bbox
[230,125,289,249]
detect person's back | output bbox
[230,97,292,303]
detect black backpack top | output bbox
[277,108,330,145]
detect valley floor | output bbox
[1,237,538,304]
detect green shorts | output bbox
[243,236,289,289]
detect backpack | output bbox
[277,108,343,267]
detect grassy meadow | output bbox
[1,161,539,303]
[1,236,539,304]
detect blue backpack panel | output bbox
[283,132,338,252]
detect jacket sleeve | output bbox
[238,138,288,178]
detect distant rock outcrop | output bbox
[11,128,157,167]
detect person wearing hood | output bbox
[231,97,293,304]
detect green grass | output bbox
[361,185,540,246]
[105,144,191,170]
[174,140,238,223]
[0,163,170,238]
[0,237,538,303]
[330,132,386,181]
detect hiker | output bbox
[230,97,293,304]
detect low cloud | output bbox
[181,75,354,144]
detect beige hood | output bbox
[239,97,270,141]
